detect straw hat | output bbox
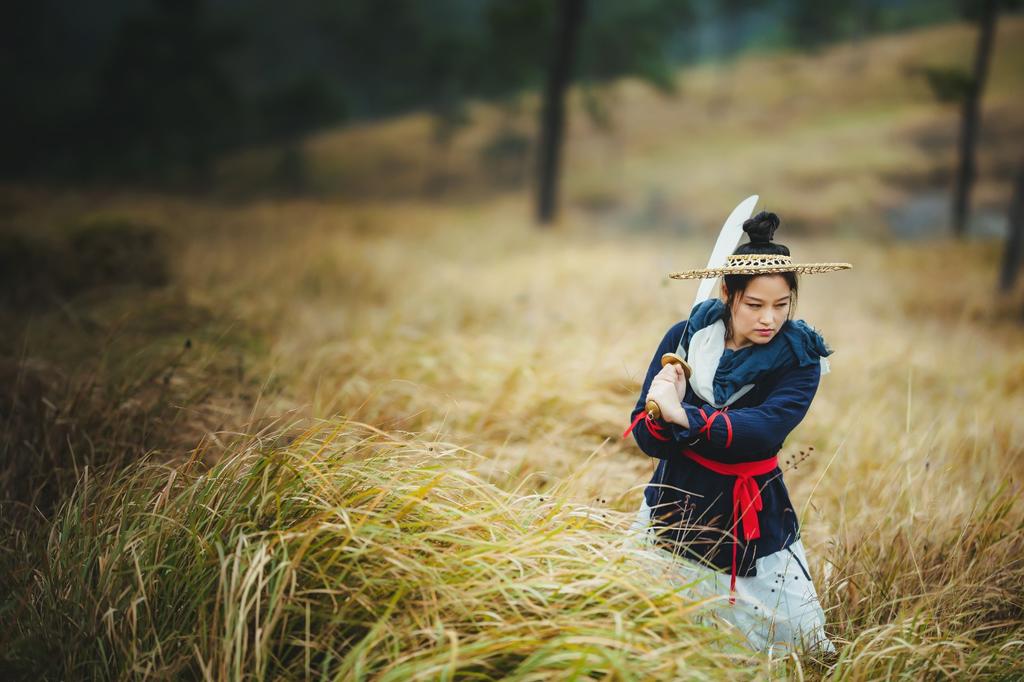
[668,253,852,279]
[667,211,852,279]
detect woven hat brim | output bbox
[668,263,852,279]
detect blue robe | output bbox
[629,299,831,576]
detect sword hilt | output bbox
[645,352,692,420]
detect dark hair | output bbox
[721,211,799,342]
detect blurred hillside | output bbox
[216,16,1024,238]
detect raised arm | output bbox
[666,360,822,463]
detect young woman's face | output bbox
[722,274,792,349]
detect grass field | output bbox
[2,17,1024,680]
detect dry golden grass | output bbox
[6,420,779,679]
[5,192,1023,678]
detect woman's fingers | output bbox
[652,364,688,404]
[675,370,687,400]
[656,365,677,381]
[653,363,687,401]
[646,381,673,409]
[657,364,684,384]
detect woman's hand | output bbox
[646,363,688,425]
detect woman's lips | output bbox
[756,329,773,336]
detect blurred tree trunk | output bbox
[952,0,997,238]
[998,155,1024,296]
[536,0,586,226]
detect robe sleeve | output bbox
[627,320,689,460]
[666,360,822,463]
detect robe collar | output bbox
[676,299,832,408]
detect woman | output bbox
[623,211,850,655]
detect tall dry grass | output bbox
[6,192,1021,678]
[2,420,770,680]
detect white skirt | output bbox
[629,496,835,656]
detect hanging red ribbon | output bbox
[622,410,670,441]
[680,448,778,603]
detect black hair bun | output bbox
[742,211,780,244]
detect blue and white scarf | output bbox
[675,299,833,408]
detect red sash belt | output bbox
[681,448,778,603]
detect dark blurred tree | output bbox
[478,0,695,224]
[998,155,1024,297]
[951,0,998,238]
[786,0,849,51]
[90,0,241,183]
[1,1,136,177]
[524,0,695,224]
[536,0,586,226]
[481,0,554,93]
[259,75,346,141]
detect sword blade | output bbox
[693,194,759,307]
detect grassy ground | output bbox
[2,17,1024,680]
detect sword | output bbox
[644,194,759,420]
